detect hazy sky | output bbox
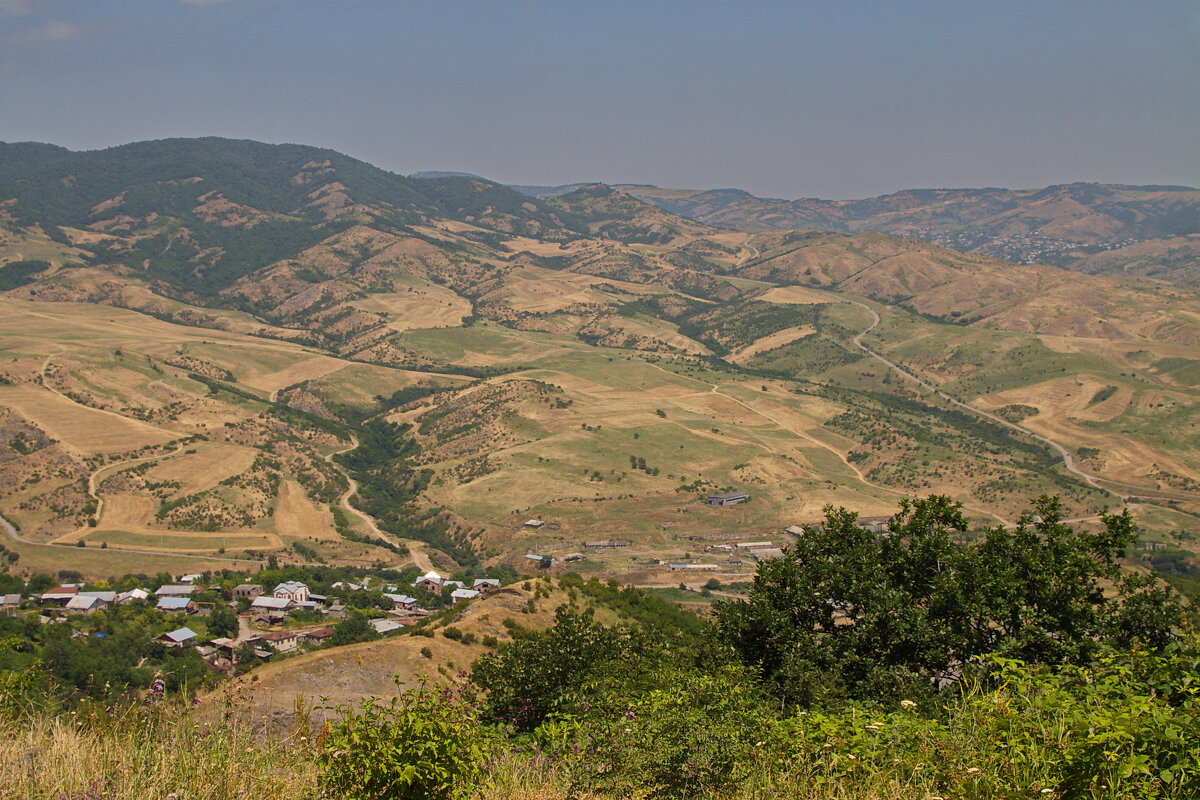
[2,1,1197,198]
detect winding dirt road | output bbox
[846,299,1200,505]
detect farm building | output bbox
[524,519,545,529]
[40,587,79,606]
[451,588,480,601]
[859,517,892,533]
[707,491,749,506]
[752,548,786,562]
[669,563,721,571]
[473,578,501,591]
[785,525,805,536]
[583,539,631,549]
[0,594,21,613]
[734,541,773,550]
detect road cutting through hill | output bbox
[845,299,1200,506]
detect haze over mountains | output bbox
[517,181,1200,287]
[0,136,1198,583]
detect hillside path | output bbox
[325,436,435,572]
[845,299,1200,505]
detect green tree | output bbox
[473,607,626,730]
[208,605,238,640]
[714,495,1183,705]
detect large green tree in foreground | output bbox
[714,495,1183,705]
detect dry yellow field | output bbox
[728,325,817,363]
[975,377,1200,486]
[756,285,838,304]
[273,479,338,541]
[241,355,350,396]
[142,442,258,494]
[0,383,177,455]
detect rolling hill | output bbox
[1,137,1198,583]
[607,182,1200,285]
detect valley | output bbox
[0,138,1197,591]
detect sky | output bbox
[1,0,1197,198]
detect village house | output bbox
[65,594,110,613]
[707,491,750,506]
[156,596,196,614]
[383,593,421,612]
[724,555,744,566]
[369,618,403,635]
[179,573,204,584]
[116,588,149,604]
[258,630,300,653]
[272,581,309,603]
[472,578,501,591]
[250,595,292,622]
[443,580,466,590]
[413,571,444,591]
[156,584,198,597]
[232,583,263,600]
[0,594,21,614]
[450,588,480,601]
[156,627,198,647]
[303,627,334,646]
[858,517,892,533]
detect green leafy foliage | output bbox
[714,495,1183,705]
[317,677,485,800]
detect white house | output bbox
[272,581,309,603]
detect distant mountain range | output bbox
[509,180,1200,285]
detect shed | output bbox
[523,519,545,529]
[117,588,149,604]
[707,491,749,506]
[157,627,198,646]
